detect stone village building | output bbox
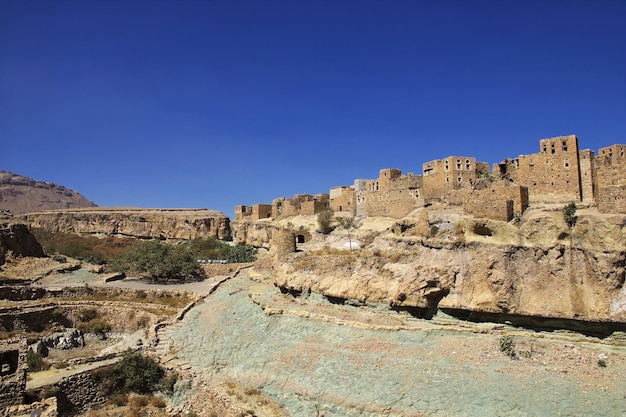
[234,135,626,224]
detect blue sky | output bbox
[1,1,625,218]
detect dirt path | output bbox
[26,357,120,390]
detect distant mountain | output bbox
[0,171,97,215]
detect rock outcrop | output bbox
[0,223,44,266]
[14,207,231,240]
[264,207,626,328]
[0,171,97,215]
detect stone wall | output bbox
[234,205,252,222]
[272,194,329,220]
[270,230,296,258]
[595,145,626,213]
[462,180,528,221]
[517,135,583,203]
[422,156,488,202]
[0,339,27,410]
[54,370,106,416]
[353,179,368,217]
[579,149,595,204]
[329,186,355,215]
[364,169,421,218]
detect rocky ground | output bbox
[4,257,625,416]
[166,272,626,417]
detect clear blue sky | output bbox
[2,1,625,218]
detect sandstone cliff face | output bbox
[14,208,231,240]
[0,223,44,265]
[265,207,626,325]
[0,171,97,214]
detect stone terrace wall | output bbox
[55,371,106,416]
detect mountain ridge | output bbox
[0,170,97,215]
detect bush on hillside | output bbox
[185,237,256,263]
[109,240,202,280]
[317,209,335,234]
[97,351,166,395]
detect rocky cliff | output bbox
[0,171,97,214]
[0,222,44,266]
[249,206,626,329]
[14,207,231,240]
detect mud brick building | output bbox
[595,144,626,213]
[329,186,355,216]
[234,204,273,221]
[497,135,587,204]
[422,157,491,203]
[235,135,626,224]
[363,169,422,218]
[271,194,329,220]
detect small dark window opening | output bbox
[0,350,19,376]
[296,235,305,244]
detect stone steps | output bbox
[154,322,191,371]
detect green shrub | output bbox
[186,238,256,263]
[107,351,165,394]
[159,372,178,394]
[563,202,578,228]
[78,308,98,322]
[499,335,517,359]
[92,322,111,334]
[51,307,65,321]
[27,350,49,372]
[109,240,202,280]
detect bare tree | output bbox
[336,216,359,251]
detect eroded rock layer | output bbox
[14,208,231,240]
[265,208,626,326]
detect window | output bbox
[562,141,568,152]
[565,162,570,168]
